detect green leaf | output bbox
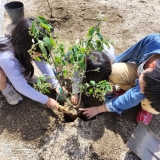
[90,80,96,86]
[89,88,93,93]
[95,39,101,46]
[96,27,100,33]
[102,17,107,21]
[37,16,53,28]
[37,79,41,86]
[103,40,110,49]
[77,54,84,61]
[96,32,103,41]
[38,16,48,22]
[50,38,56,48]
[40,22,51,32]
[34,56,41,62]
[54,56,62,64]
[31,21,36,35]
[44,88,50,93]
[43,37,52,50]
[31,22,39,39]
[87,27,95,37]
[42,53,48,60]
[72,46,78,54]
[79,61,85,69]
[107,85,112,92]
[62,69,68,78]
[59,44,65,53]
[39,42,48,56]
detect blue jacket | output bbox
[105,33,160,113]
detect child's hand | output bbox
[79,105,108,119]
[46,98,59,109]
[79,107,99,119]
[71,94,79,105]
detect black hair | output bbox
[85,50,112,83]
[0,18,42,77]
[143,59,160,112]
[11,17,36,77]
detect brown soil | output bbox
[1,0,160,159]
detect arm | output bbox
[80,104,108,119]
[80,80,145,119]
[105,82,145,114]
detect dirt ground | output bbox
[1,0,160,159]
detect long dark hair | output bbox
[85,50,112,83]
[11,17,36,77]
[143,59,160,112]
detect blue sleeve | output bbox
[105,80,145,114]
[115,33,160,65]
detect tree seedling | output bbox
[29,16,114,118]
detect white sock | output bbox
[1,83,10,92]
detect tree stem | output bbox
[46,0,53,18]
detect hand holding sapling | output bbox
[71,94,79,105]
[46,98,59,109]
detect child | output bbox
[80,33,160,124]
[0,17,64,109]
[71,43,114,105]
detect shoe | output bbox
[114,89,126,97]
[136,109,153,125]
[25,75,38,84]
[105,93,114,102]
[2,84,23,105]
[105,89,126,102]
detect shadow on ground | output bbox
[0,91,62,142]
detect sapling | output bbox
[28,16,114,113]
[46,0,53,18]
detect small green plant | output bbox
[33,75,52,93]
[29,16,113,107]
[82,80,113,101]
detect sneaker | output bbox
[105,93,114,102]
[136,109,153,125]
[25,75,38,84]
[114,89,126,97]
[105,89,126,102]
[2,84,23,105]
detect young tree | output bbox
[29,16,113,115]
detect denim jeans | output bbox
[105,33,160,113]
[115,33,160,65]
